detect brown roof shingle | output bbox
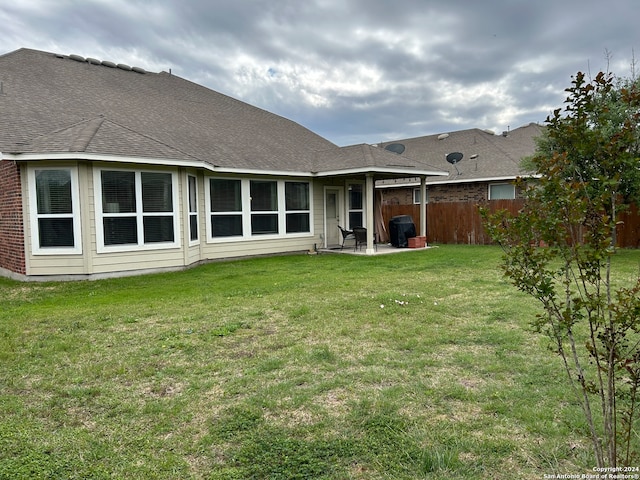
[0,48,333,171]
[376,123,543,185]
[0,48,447,178]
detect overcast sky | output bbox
[2,1,638,146]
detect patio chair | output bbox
[338,225,354,249]
[352,226,367,251]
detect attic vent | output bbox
[86,57,101,65]
[470,154,478,159]
[483,129,495,135]
[437,133,449,140]
[132,66,146,74]
[69,54,85,62]
[117,63,132,71]
[101,61,117,68]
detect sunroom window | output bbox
[206,177,312,241]
[30,168,81,254]
[250,180,278,235]
[188,175,199,243]
[285,181,310,233]
[96,169,179,250]
[210,178,243,237]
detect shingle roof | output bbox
[375,123,543,185]
[313,143,442,177]
[0,48,447,178]
[0,48,338,171]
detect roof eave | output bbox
[5,153,449,179]
[314,166,448,178]
[2,152,312,177]
[3,152,209,169]
[425,174,539,185]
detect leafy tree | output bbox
[482,70,640,467]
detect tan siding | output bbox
[200,236,317,261]
[22,171,333,278]
[89,248,186,273]
[26,256,87,276]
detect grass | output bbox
[1,245,639,479]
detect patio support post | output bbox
[365,173,375,254]
[420,176,427,237]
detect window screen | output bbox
[35,169,75,248]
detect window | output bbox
[210,178,243,237]
[489,183,515,200]
[206,177,312,241]
[96,169,179,251]
[413,188,429,204]
[251,180,278,235]
[285,182,310,233]
[188,175,199,243]
[29,168,81,254]
[348,183,363,227]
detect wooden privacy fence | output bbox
[380,201,640,248]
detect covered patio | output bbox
[315,144,448,255]
[318,242,433,255]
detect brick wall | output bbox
[381,181,526,205]
[0,160,26,274]
[428,183,488,203]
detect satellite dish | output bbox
[385,143,405,154]
[446,152,463,176]
[446,152,463,164]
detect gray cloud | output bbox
[2,0,638,145]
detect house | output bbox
[372,124,543,243]
[0,48,447,280]
[375,123,542,205]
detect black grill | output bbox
[389,215,416,248]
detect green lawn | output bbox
[1,245,639,479]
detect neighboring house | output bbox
[0,48,447,280]
[375,123,543,206]
[371,124,542,243]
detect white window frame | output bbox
[251,179,280,236]
[488,183,516,200]
[347,182,366,228]
[284,181,311,234]
[206,177,246,240]
[413,188,429,204]
[187,174,199,246]
[205,177,313,243]
[28,166,82,255]
[94,168,181,253]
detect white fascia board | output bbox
[424,174,540,186]
[3,153,313,177]
[377,181,420,189]
[3,152,206,168]
[6,153,450,179]
[314,166,448,178]
[377,174,541,188]
[211,166,313,178]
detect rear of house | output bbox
[0,48,446,280]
